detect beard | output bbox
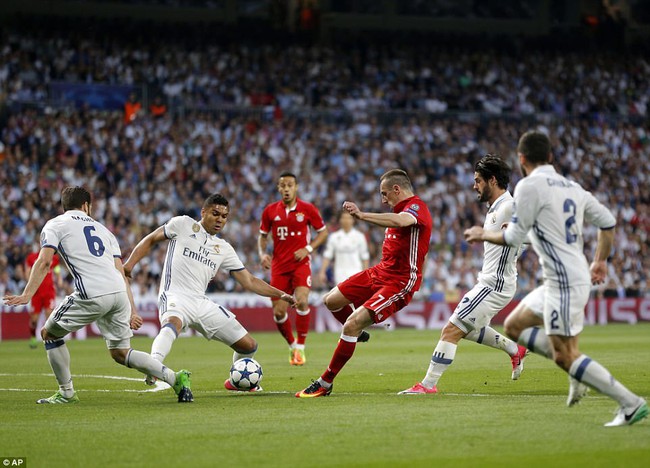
[477,188,490,203]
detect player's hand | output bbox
[464,226,484,243]
[123,264,133,279]
[293,248,309,261]
[260,254,272,270]
[130,313,144,330]
[2,294,30,306]
[280,293,297,307]
[590,260,608,285]
[343,201,362,219]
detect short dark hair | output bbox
[475,154,511,190]
[518,131,551,165]
[380,169,413,192]
[202,193,229,209]
[61,186,92,211]
[278,172,297,183]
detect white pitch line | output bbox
[0,372,169,392]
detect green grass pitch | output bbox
[1,324,649,467]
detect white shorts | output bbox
[159,292,248,345]
[520,285,545,316]
[449,284,514,334]
[45,291,133,349]
[520,283,589,336]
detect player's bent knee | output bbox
[232,335,258,354]
[110,348,129,365]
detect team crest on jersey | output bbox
[296,212,305,222]
[214,245,220,254]
[192,223,200,233]
[491,214,497,224]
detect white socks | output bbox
[465,326,518,356]
[518,327,553,359]
[151,324,178,362]
[126,349,176,386]
[422,341,457,389]
[569,354,641,409]
[45,339,74,398]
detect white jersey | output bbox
[41,210,125,299]
[322,227,370,283]
[476,191,520,294]
[159,216,245,297]
[504,165,616,287]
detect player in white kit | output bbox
[123,193,295,392]
[465,131,648,426]
[3,187,193,403]
[318,210,369,286]
[400,155,528,395]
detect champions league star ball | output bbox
[229,358,263,390]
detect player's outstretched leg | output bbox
[464,326,528,380]
[146,322,179,385]
[398,340,455,395]
[37,338,78,404]
[123,349,193,402]
[567,375,589,407]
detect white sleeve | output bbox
[109,232,122,258]
[583,191,616,229]
[504,181,538,247]
[40,220,60,250]
[322,235,334,260]
[221,244,245,272]
[163,216,185,239]
[358,232,370,261]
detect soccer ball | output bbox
[229,358,263,390]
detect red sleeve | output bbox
[26,253,37,268]
[51,255,60,269]
[402,199,426,225]
[307,203,326,231]
[260,205,271,234]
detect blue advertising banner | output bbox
[49,82,135,110]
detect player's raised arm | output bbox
[3,247,55,306]
[344,200,417,228]
[230,268,296,306]
[123,226,168,277]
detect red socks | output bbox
[274,314,295,346]
[321,335,357,383]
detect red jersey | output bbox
[260,198,326,275]
[26,252,59,296]
[373,195,432,291]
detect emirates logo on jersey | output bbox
[295,212,305,222]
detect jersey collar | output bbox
[487,191,512,213]
[529,164,555,176]
[393,195,417,213]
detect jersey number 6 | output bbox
[84,226,106,257]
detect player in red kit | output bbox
[296,169,432,397]
[25,247,61,348]
[258,172,328,365]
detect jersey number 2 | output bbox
[563,199,577,244]
[84,226,106,257]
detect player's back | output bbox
[518,166,615,287]
[41,210,125,299]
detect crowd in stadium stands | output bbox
[1,26,649,116]
[1,108,648,301]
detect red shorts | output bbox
[270,263,312,301]
[31,293,55,315]
[338,268,415,324]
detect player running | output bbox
[3,186,193,403]
[258,172,328,366]
[465,131,648,426]
[296,169,432,398]
[400,155,528,395]
[124,193,295,392]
